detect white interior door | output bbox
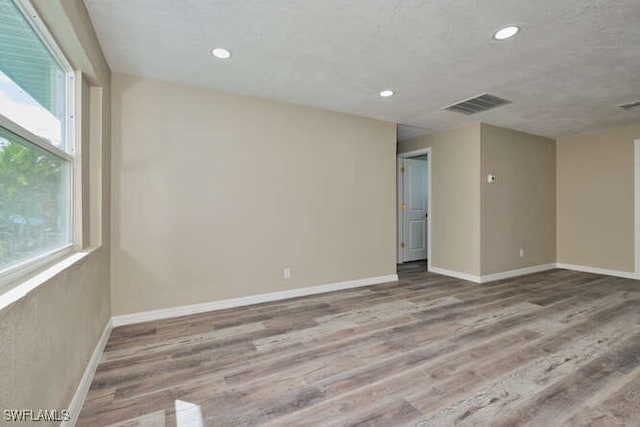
[403,157,428,262]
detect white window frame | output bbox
[0,0,78,288]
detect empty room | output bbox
[1,0,640,425]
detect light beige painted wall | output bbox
[0,253,109,417]
[398,123,482,276]
[111,73,396,315]
[0,0,111,419]
[480,124,556,275]
[557,124,640,272]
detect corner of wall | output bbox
[478,122,486,276]
[554,138,560,263]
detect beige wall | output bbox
[0,0,111,420]
[0,253,110,418]
[111,73,396,315]
[398,123,482,276]
[557,124,640,272]
[480,124,556,275]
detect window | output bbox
[0,0,75,277]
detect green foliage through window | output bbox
[0,130,70,269]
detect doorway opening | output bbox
[397,148,431,271]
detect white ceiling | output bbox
[84,0,640,141]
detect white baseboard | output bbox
[556,263,638,280]
[428,266,482,283]
[63,318,112,427]
[429,262,638,283]
[429,263,557,284]
[112,274,399,327]
[480,263,557,282]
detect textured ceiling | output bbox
[84,0,640,141]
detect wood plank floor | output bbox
[77,263,640,426]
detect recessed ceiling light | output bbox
[211,47,232,59]
[493,25,520,40]
[379,90,394,98]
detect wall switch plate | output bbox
[487,174,497,183]
[519,248,524,258]
[284,268,291,279]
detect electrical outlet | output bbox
[284,268,291,279]
[487,174,497,183]
[519,248,524,258]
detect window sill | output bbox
[0,248,96,311]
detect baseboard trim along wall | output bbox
[430,263,638,283]
[556,263,638,280]
[63,319,112,427]
[112,262,634,329]
[112,274,399,327]
[480,264,558,282]
[430,263,558,283]
[428,266,482,283]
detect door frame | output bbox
[635,139,640,278]
[397,147,432,270]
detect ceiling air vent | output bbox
[443,93,512,115]
[619,100,640,111]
